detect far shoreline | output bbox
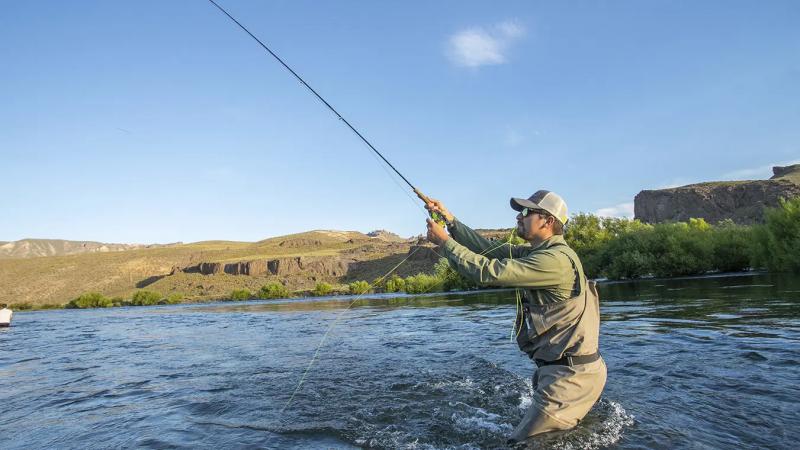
[8,270,775,314]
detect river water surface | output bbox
[1,273,798,449]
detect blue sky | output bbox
[2,0,799,243]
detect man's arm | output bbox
[441,238,567,288]
[420,196,526,258]
[448,219,527,259]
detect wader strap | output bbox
[553,244,583,297]
[521,243,582,306]
[535,351,600,368]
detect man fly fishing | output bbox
[205,2,605,436]
[423,190,606,442]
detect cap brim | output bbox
[510,197,542,212]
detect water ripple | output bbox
[1,273,798,448]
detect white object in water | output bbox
[0,307,12,327]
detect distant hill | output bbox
[0,229,443,308]
[366,229,407,242]
[635,164,800,224]
[0,239,179,259]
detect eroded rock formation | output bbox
[634,165,800,224]
[188,256,355,278]
[198,262,224,275]
[407,244,441,263]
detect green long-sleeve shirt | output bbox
[442,219,584,304]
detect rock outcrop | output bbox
[224,260,269,276]
[198,262,224,275]
[366,230,406,242]
[634,165,800,224]
[407,244,441,263]
[278,238,322,248]
[189,256,355,278]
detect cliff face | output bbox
[190,256,355,277]
[634,165,800,224]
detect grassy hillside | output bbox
[0,230,433,308]
[776,170,800,184]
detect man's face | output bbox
[516,208,551,241]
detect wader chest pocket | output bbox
[526,297,584,337]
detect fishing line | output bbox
[280,246,423,414]
[206,0,526,415]
[277,235,514,414]
[278,231,520,414]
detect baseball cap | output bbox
[510,190,569,225]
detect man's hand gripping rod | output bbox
[414,188,447,227]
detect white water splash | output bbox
[547,400,635,450]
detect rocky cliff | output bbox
[634,165,800,224]
[190,256,355,277]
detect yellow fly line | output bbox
[280,227,526,414]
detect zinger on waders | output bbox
[425,190,606,441]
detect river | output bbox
[1,273,798,449]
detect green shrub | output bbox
[313,282,333,296]
[258,282,289,299]
[9,302,33,311]
[590,219,716,279]
[384,275,406,293]
[230,289,251,301]
[582,214,762,279]
[131,290,162,306]
[567,214,652,278]
[166,293,184,304]
[434,258,476,291]
[348,280,371,295]
[649,220,715,277]
[67,292,112,309]
[371,277,386,291]
[403,273,443,294]
[594,228,655,279]
[710,220,753,272]
[752,197,800,273]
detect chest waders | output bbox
[510,245,607,441]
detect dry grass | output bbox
[0,230,429,308]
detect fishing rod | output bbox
[206,0,446,225]
[204,0,492,417]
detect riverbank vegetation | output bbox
[257,282,289,299]
[313,282,333,296]
[348,280,371,295]
[567,197,800,279]
[751,197,800,273]
[65,290,183,309]
[11,198,799,311]
[230,289,252,301]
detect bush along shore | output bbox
[569,197,800,279]
[10,197,799,311]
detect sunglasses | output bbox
[521,208,550,218]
